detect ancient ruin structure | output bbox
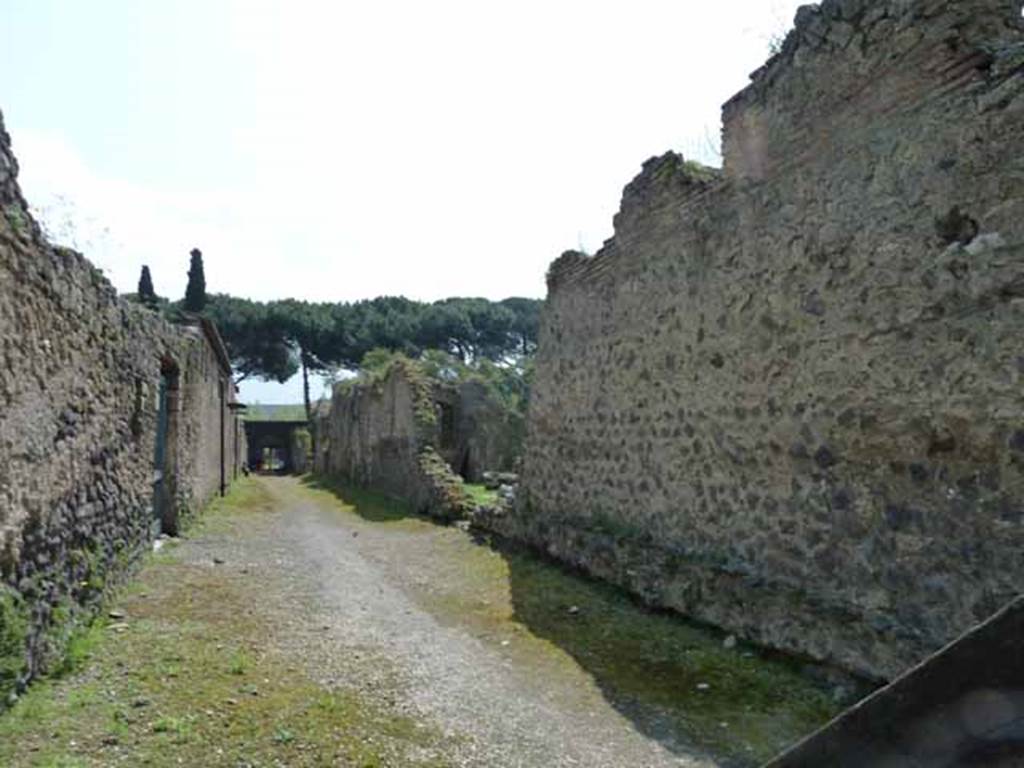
[313,361,520,519]
[0,110,247,697]
[434,379,522,483]
[508,0,1024,681]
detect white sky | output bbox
[2,0,804,402]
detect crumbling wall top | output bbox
[1,111,47,247]
[546,0,1023,297]
[545,154,721,293]
[0,111,19,206]
[545,249,592,292]
[0,109,37,239]
[613,152,720,235]
[722,0,1024,181]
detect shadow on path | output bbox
[301,475,420,524]
[300,473,864,767]
[496,535,862,767]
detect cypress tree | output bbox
[184,248,207,312]
[137,265,157,307]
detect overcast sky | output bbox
[2,0,804,402]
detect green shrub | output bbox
[0,586,29,702]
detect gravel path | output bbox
[180,476,715,768]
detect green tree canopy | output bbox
[268,299,344,421]
[204,294,298,384]
[499,297,541,356]
[205,293,543,420]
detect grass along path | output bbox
[1,476,852,767]
[0,480,452,768]
[298,476,851,766]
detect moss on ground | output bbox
[425,545,843,763]
[463,484,500,507]
[302,474,419,525]
[0,478,451,768]
[300,478,844,767]
[494,549,840,764]
[0,586,29,703]
[187,476,278,536]
[3,475,846,766]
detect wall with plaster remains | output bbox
[512,0,1024,680]
[0,110,246,697]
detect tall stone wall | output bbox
[515,0,1024,680]
[170,319,248,526]
[0,109,246,697]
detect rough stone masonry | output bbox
[314,362,477,521]
[0,109,247,698]
[511,0,1024,680]
[313,359,523,517]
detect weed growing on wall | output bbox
[0,586,29,705]
[418,447,474,520]
[2,205,25,236]
[325,354,477,521]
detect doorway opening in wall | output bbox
[458,450,474,483]
[258,446,288,473]
[153,357,180,535]
[438,402,456,450]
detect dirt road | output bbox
[1,476,839,767]
[201,476,713,767]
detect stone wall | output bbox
[438,380,523,482]
[314,362,474,520]
[514,0,1024,680]
[0,109,246,698]
[289,427,311,474]
[167,318,247,532]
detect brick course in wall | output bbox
[513,0,1024,680]
[0,109,246,696]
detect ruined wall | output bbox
[515,0,1024,680]
[446,380,523,482]
[434,382,520,482]
[289,427,311,474]
[0,109,246,697]
[314,362,473,520]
